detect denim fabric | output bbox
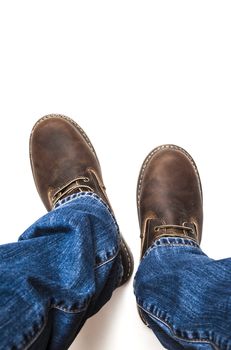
[0,192,123,350]
[134,237,231,350]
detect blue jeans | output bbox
[0,194,230,349]
[134,237,231,350]
[0,193,123,350]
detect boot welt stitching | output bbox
[30,114,97,157]
[120,238,132,280]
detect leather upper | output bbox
[137,145,203,257]
[30,115,106,211]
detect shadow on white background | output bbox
[69,284,163,350]
[70,287,125,350]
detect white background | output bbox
[0,1,231,349]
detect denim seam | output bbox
[18,303,89,350]
[142,241,200,260]
[138,304,220,350]
[94,248,120,269]
[54,192,116,226]
[50,304,87,313]
[94,247,123,288]
[154,237,199,247]
[22,318,47,350]
[155,243,199,248]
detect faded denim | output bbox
[1,192,231,350]
[0,193,123,350]
[134,237,231,350]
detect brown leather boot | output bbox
[30,114,133,286]
[137,144,203,258]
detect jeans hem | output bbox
[54,192,120,236]
[142,236,200,260]
[54,191,124,277]
[137,301,231,350]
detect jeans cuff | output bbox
[142,236,200,260]
[154,236,200,248]
[54,192,94,208]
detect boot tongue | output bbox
[51,176,94,207]
[154,223,196,237]
[141,218,198,256]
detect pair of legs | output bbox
[0,114,231,350]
